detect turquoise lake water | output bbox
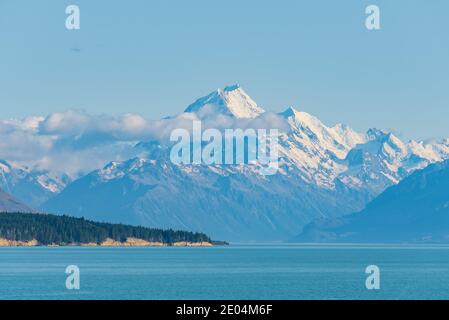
[1,244,449,300]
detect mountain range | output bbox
[0,160,70,208]
[1,85,448,241]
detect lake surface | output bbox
[1,244,449,300]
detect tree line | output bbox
[0,212,225,245]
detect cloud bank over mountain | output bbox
[0,112,142,174]
[0,88,290,177]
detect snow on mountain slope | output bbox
[278,111,449,197]
[276,107,367,188]
[408,138,449,162]
[0,160,70,207]
[184,84,265,119]
[338,129,449,200]
[329,123,367,150]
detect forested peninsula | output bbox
[0,212,227,247]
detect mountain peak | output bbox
[279,107,325,130]
[366,129,406,150]
[184,85,264,119]
[279,106,298,118]
[366,128,390,141]
[223,84,241,92]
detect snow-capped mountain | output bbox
[185,84,265,119]
[38,85,449,240]
[276,106,367,189]
[337,129,449,200]
[0,160,70,208]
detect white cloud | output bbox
[0,109,289,176]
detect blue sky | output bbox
[0,0,448,140]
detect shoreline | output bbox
[0,237,215,247]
